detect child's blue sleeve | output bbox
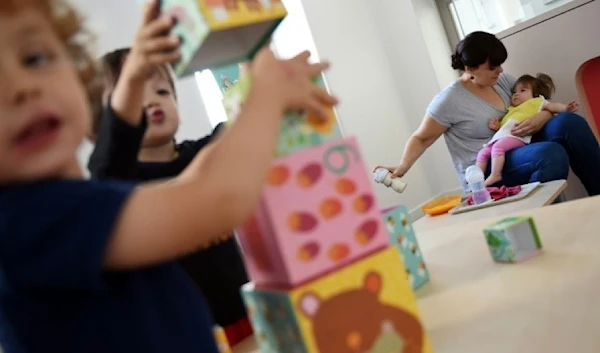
[0,180,135,291]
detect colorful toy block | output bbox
[235,137,388,287]
[483,216,543,263]
[383,206,429,290]
[155,0,286,76]
[241,247,433,353]
[223,74,343,157]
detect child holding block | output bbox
[0,0,337,352]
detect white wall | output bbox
[297,0,460,209]
[373,0,460,199]
[413,0,459,90]
[500,0,600,199]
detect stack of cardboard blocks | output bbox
[224,77,433,353]
[157,1,433,351]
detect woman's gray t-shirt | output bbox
[427,73,517,190]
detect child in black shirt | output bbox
[88,46,252,344]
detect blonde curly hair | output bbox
[1,0,103,128]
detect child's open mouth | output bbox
[15,115,61,153]
[148,109,166,124]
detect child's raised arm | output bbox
[104,49,337,269]
[110,0,180,126]
[545,100,579,114]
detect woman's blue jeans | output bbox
[495,112,600,196]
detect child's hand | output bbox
[250,49,338,119]
[488,119,500,131]
[121,0,181,83]
[566,101,579,113]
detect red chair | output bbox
[576,56,600,142]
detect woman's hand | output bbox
[511,110,553,137]
[373,164,409,178]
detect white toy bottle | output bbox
[373,168,407,193]
[465,165,491,205]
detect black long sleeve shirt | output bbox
[88,106,248,326]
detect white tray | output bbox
[449,182,541,215]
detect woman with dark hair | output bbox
[376,31,600,195]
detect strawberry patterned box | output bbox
[235,137,388,287]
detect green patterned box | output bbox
[483,217,543,263]
[383,206,429,290]
[222,74,343,157]
[144,0,287,77]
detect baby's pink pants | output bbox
[477,136,526,162]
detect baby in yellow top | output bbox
[477,73,579,186]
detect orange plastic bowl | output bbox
[421,195,462,216]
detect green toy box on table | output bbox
[154,0,287,77]
[484,216,543,263]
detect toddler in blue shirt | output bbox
[0,0,337,352]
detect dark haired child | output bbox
[88,34,252,349]
[476,73,579,186]
[0,0,337,352]
[86,2,271,346]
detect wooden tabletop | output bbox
[415,194,600,352]
[234,195,600,352]
[413,179,568,233]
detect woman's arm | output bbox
[401,115,448,169]
[376,114,447,177]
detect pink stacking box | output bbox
[236,137,388,287]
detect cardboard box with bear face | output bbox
[383,206,430,290]
[241,247,433,353]
[155,0,286,77]
[483,216,543,263]
[235,137,388,287]
[222,74,343,157]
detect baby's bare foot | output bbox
[485,174,502,186]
